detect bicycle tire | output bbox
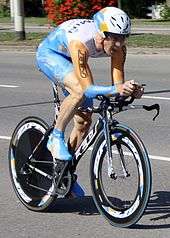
[8,116,57,211]
[90,123,152,227]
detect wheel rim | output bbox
[93,135,146,220]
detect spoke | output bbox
[28,136,45,160]
[29,183,53,195]
[28,164,53,180]
[30,158,54,164]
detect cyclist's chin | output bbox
[104,49,112,56]
[104,48,118,56]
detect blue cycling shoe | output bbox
[68,181,85,198]
[47,128,72,161]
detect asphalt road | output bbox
[0,51,170,238]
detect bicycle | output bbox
[8,83,160,228]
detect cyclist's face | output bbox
[103,35,125,56]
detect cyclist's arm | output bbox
[111,45,127,86]
[111,45,136,96]
[68,40,118,98]
[68,40,93,89]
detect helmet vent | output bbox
[124,24,128,30]
[110,19,115,27]
[121,16,124,22]
[117,24,121,29]
[111,17,116,21]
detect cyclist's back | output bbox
[37,19,107,58]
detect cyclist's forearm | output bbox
[84,85,118,98]
[111,45,126,85]
[112,69,124,85]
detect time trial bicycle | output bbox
[8,83,160,228]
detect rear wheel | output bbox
[8,117,57,211]
[90,124,152,227]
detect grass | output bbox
[132,18,170,26]
[128,33,170,48]
[0,32,47,46]
[0,32,170,48]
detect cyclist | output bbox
[36,6,144,197]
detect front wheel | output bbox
[90,124,152,227]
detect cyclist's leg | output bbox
[37,50,93,197]
[36,49,92,160]
[36,50,77,160]
[68,110,92,154]
[66,96,92,198]
[54,71,85,131]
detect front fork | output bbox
[103,112,129,179]
[103,111,117,179]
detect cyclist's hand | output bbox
[116,80,135,96]
[132,83,144,99]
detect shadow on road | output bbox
[39,190,170,229]
[147,191,170,220]
[48,196,99,216]
[132,191,170,229]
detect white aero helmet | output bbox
[93,7,131,37]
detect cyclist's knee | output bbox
[66,82,84,102]
[74,113,92,132]
[64,72,88,102]
[72,87,84,102]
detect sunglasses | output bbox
[104,32,129,40]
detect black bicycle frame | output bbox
[74,117,103,164]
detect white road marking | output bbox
[88,146,170,162]
[149,155,170,162]
[0,84,19,88]
[143,95,170,100]
[0,136,11,140]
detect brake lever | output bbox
[143,104,160,121]
[115,95,135,109]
